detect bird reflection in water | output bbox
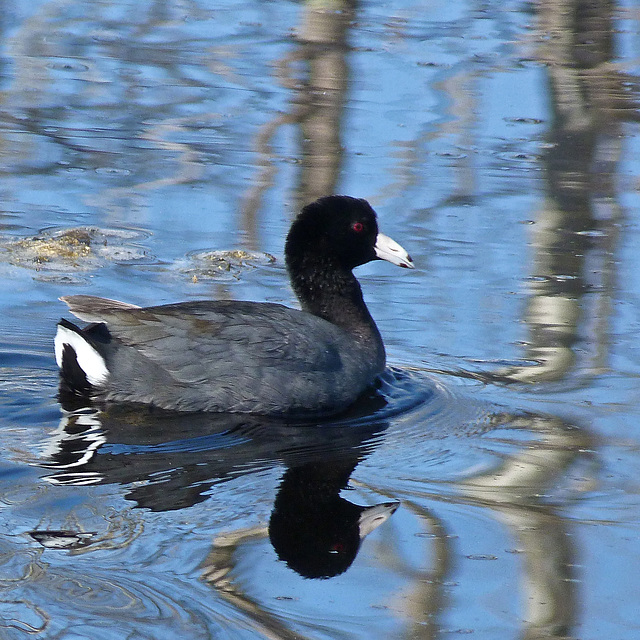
[269,455,398,579]
[35,385,396,579]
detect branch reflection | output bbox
[240,0,353,237]
[387,411,596,640]
[491,0,635,384]
[457,413,595,638]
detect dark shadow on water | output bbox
[41,404,387,512]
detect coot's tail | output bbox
[54,318,110,401]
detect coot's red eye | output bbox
[351,222,364,233]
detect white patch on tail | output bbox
[54,324,109,386]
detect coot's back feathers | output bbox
[55,196,413,416]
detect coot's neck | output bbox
[288,256,383,349]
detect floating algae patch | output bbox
[0,227,152,279]
[176,249,276,282]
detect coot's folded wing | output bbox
[61,295,349,384]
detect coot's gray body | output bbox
[55,196,413,416]
[57,297,384,415]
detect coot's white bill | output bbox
[374,233,414,269]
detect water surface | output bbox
[1,0,639,638]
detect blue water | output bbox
[1,0,639,638]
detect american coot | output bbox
[54,195,413,416]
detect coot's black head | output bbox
[286,195,414,273]
[285,196,381,272]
